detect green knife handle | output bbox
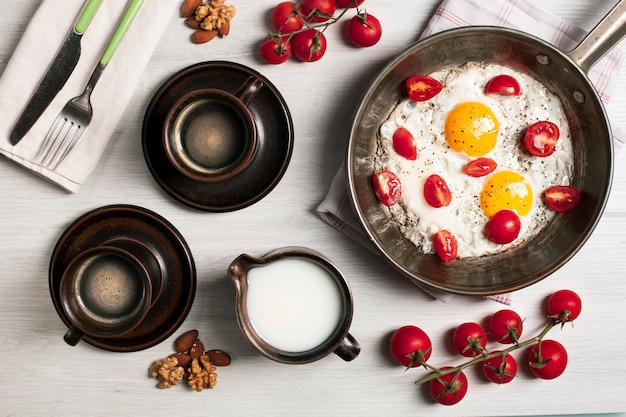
[74,0,104,35]
[99,0,147,67]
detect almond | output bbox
[189,339,205,360]
[181,0,202,18]
[217,21,230,38]
[185,16,200,29]
[191,29,218,44]
[174,329,198,353]
[171,352,192,368]
[207,349,232,367]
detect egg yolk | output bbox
[480,171,532,218]
[445,102,499,156]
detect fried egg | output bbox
[375,62,573,258]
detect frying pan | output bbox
[346,1,626,295]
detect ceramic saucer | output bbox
[142,61,294,212]
[49,205,196,352]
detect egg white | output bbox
[375,62,573,258]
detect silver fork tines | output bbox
[36,64,103,170]
[37,116,82,169]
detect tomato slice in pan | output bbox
[392,127,417,160]
[544,185,581,213]
[372,170,402,206]
[485,209,521,244]
[485,74,522,95]
[433,230,458,263]
[524,121,560,157]
[465,157,497,177]
[423,174,452,208]
[405,75,443,101]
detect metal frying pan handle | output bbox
[567,0,626,73]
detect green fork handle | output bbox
[99,0,147,67]
[74,0,104,35]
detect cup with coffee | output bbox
[59,238,163,346]
[163,75,264,183]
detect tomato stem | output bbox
[414,319,559,385]
[268,2,357,40]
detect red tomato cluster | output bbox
[260,0,382,64]
[372,72,583,263]
[389,289,581,405]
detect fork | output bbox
[37,0,146,170]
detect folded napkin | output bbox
[317,0,625,304]
[0,0,180,192]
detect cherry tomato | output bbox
[489,309,523,344]
[465,157,497,177]
[544,185,581,213]
[452,322,487,357]
[300,0,336,22]
[524,121,560,157]
[271,1,305,33]
[428,367,468,406]
[485,74,522,95]
[423,174,452,208]
[547,289,582,324]
[259,35,292,65]
[336,0,365,7]
[291,29,327,62]
[389,325,432,368]
[372,170,401,206]
[528,339,568,379]
[482,352,517,384]
[347,13,382,47]
[485,209,521,244]
[392,127,417,160]
[405,75,443,102]
[433,230,458,263]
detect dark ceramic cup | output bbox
[59,238,163,346]
[229,247,360,364]
[163,76,263,183]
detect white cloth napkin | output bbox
[0,0,179,192]
[317,0,625,304]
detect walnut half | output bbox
[187,355,218,392]
[148,357,185,389]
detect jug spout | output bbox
[228,253,255,287]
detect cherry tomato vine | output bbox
[260,0,382,64]
[389,289,582,405]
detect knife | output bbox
[9,0,104,146]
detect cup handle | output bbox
[235,76,264,106]
[63,325,85,346]
[333,332,361,362]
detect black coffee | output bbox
[75,253,145,324]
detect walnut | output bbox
[148,357,185,389]
[219,5,236,20]
[200,17,216,31]
[194,4,210,20]
[187,355,218,392]
[191,1,236,37]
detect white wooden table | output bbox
[1,1,625,416]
